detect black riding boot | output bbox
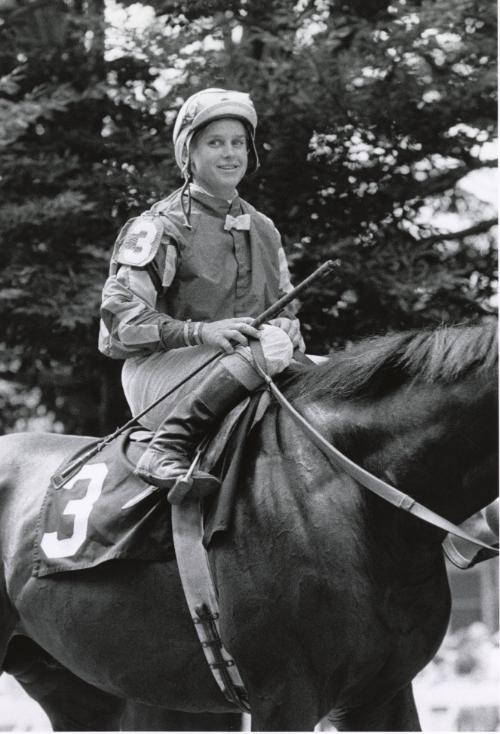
[135,363,250,495]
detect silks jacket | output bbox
[99,186,300,360]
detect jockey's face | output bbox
[190,119,248,199]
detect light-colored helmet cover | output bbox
[173,88,259,177]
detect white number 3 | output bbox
[41,463,108,559]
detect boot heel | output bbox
[134,465,176,489]
[167,451,217,504]
[168,449,201,504]
[167,475,194,504]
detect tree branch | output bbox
[416,218,497,246]
[473,158,497,168]
[398,159,496,201]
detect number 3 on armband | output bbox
[40,463,108,559]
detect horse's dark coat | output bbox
[0,322,497,731]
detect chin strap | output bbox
[180,177,193,229]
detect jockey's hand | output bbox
[269,317,305,352]
[201,317,262,354]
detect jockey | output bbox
[98,88,304,499]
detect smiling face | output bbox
[190,118,249,199]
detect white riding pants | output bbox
[122,324,294,430]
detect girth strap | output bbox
[171,502,250,713]
[256,367,498,554]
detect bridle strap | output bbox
[256,366,498,554]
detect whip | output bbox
[51,259,338,489]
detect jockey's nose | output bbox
[222,141,240,157]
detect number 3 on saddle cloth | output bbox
[33,390,270,578]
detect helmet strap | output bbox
[180,175,193,230]
[179,129,196,228]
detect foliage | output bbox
[0,0,496,433]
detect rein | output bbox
[255,365,499,554]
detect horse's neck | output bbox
[236,403,444,624]
[326,374,497,531]
[250,373,496,564]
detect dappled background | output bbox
[0,0,497,730]
[0,0,496,435]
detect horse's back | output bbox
[0,432,94,667]
[0,432,93,560]
[0,430,92,473]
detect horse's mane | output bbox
[285,320,498,401]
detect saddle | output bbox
[33,390,270,578]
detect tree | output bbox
[0,0,170,432]
[0,0,496,433]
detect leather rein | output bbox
[255,364,498,554]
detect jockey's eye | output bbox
[206,137,247,149]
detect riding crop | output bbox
[51,259,338,489]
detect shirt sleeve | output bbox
[277,240,300,318]
[99,234,187,356]
[275,235,306,351]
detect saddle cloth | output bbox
[33,391,269,578]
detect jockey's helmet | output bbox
[173,88,259,179]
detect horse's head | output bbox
[286,320,498,535]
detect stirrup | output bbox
[167,451,219,505]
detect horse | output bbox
[0,321,497,731]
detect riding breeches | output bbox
[121,324,294,430]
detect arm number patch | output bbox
[116,216,164,267]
